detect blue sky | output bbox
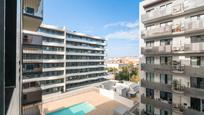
[43,0,140,57]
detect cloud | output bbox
[104,21,138,29]
[105,29,138,40]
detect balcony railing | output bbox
[141,45,172,55]
[184,66,204,76]
[141,95,172,110]
[141,79,172,92]
[22,83,42,105]
[141,43,204,55]
[142,7,172,23]
[184,43,204,53]
[142,0,204,23]
[141,63,172,74]
[184,108,204,115]
[185,18,204,33]
[142,25,172,39]
[184,87,204,99]
[141,63,204,76]
[184,0,204,11]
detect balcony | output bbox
[66,76,105,84]
[66,37,105,46]
[184,87,204,99]
[184,66,204,77]
[184,18,204,34]
[141,79,172,92]
[141,95,172,110]
[23,49,43,54]
[142,7,172,23]
[66,65,105,70]
[23,0,43,31]
[66,70,107,77]
[172,82,185,94]
[184,0,204,12]
[142,0,204,24]
[66,45,104,51]
[23,67,42,73]
[42,42,65,47]
[22,86,42,105]
[40,83,64,90]
[172,104,185,114]
[184,43,204,53]
[141,45,172,55]
[184,108,204,115]
[66,52,105,56]
[142,0,163,8]
[141,63,172,74]
[141,25,172,39]
[66,59,104,62]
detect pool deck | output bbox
[42,87,129,115]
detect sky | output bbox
[43,0,140,57]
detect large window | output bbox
[160,74,172,85]
[146,88,154,98]
[146,41,154,47]
[146,72,154,82]
[160,56,172,65]
[160,39,172,46]
[191,56,204,66]
[191,77,204,89]
[146,57,154,64]
[146,105,154,115]
[160,91,172,103]
[160,110,172,115]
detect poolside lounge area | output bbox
[41,87,130,115]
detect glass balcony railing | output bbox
[184,18,204,32]
[142,0,204,23]
[23,0,43,18]
[142,7,172,22]
[142,25,172,38]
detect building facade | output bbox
[22,24,106,97]
[140,0,204,115]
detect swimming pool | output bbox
[46,102,95,115]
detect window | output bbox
[146,72,154,82]
[146,105,154,115]
[146,88,154,98]
[160,91,172,102]
[160,39,172,46]
[191,35,204,43]
[191,77,204,89]
[146,57,154,64]
[160,56,172,65]
[160,74,172,85]
[146,41,154,47]
[160,110,172,115]
[191,56,204,66]
[191,97,201,111]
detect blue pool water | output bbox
[46,102,95,115]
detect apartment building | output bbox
[22,24,106,97]
[22,0,43,115]
[140,0,204,115]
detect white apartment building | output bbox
[140,0,204,115]
[22,24,107,106]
